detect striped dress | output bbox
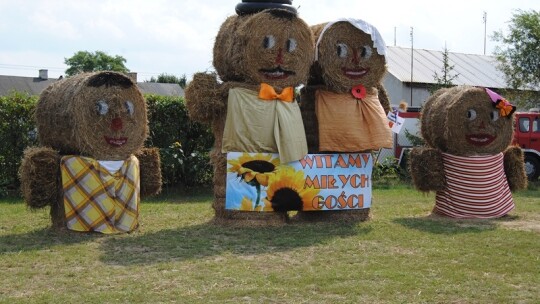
[435,152,514,218]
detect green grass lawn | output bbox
[1,184,539,303]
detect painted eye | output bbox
[125,100,134,116]
[361,46,372,59]
[286,38,297,52]
[96,100,109,115]
[337,43,348,58]
[490,110,499,121]
[467,109,477,121]
[263,35,276,49]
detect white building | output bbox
[383,46,509,108]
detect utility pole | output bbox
[410,27,414,106]
[483,11,487,55]
[394,26,397,46]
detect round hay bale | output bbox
[136,147,162,197]
[36,71,148,160]
[408,147,447,192]
[421,86,514,156]
[503,146,528,191]
[19,146,61,209]
[18,147,65,227]
[299,85,319,153]
[314,21,387,94]
[215,9,314,89]
[185,72,223,123]
[213,16,245,82]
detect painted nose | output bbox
[352,49,360,65]
[275,48,284,65]
[479,120,485,129]
[111,117,123,131]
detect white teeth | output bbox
[267,71,284,77]
[471,137,488,142]
[346,70,367,76]
[106,138,127,146]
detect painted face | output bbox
[77,84,147,160]
[317,22,386,93]
[445,89,514,155]
[241,10,314,88]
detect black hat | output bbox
[236,0,297,16]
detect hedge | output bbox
[0,92,38,196]
[145,94,214,188]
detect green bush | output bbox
[0,92,38,195]
[372,156,402,188]
[145,95,214,188]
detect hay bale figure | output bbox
[409,86,527,218]
[19,71,162,233]
[185,1,314,225]
[297,19,393,222]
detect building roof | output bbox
[386,46,508,89]
[0,71,185,97]
[137,82,185,97]
[0,75,57,96]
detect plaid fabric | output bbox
[61,155,140,234]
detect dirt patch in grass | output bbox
[498,214,540,233]
[425,212,540,233]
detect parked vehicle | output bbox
[513,111,540,181]
[393,108,421,173]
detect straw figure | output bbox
[409,86,527,218]
[19,71,162,233]
[185,0,314,225]
[297,19,393,222]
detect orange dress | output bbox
[315,88,392,152]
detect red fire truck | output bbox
[513,111,540,181]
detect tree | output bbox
[64,51,129,76]
[148,73,187,88]
[429,46,459,93]
[492,9,540,108]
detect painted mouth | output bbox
[342,67,369,79]
[466,134,496,146]
[105,136,128,147]
[259,67,295,80]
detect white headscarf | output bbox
[315,18,387,62]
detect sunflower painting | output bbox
[226,152,373,212]
[239,197,274,212]
[264,167,320,212]
[227,152,280,210]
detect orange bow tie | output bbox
[258,83,294,102]
[495,99,516,117]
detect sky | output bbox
[0,0,537,81]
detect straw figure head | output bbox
[213,8,314,88]
[312,20,387,93]
[421,86,515,156]
[36,71,148,160]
